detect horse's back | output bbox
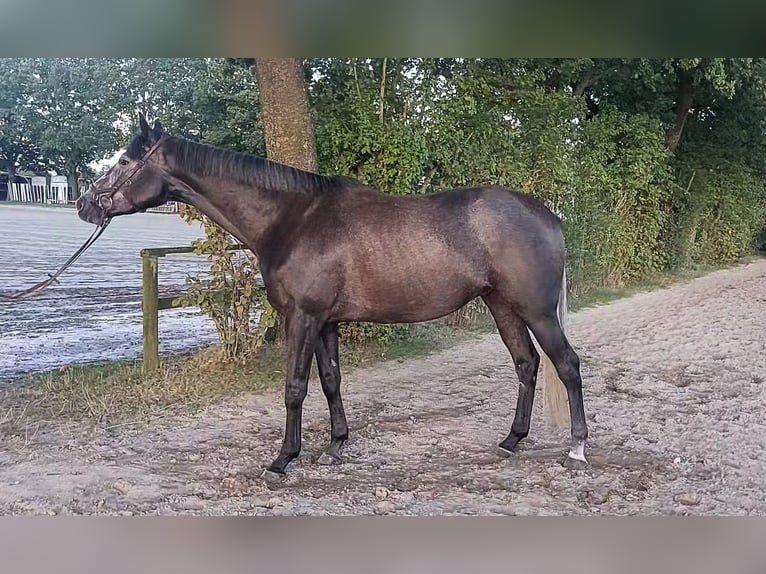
[337,183,559,229]
[329,184,564,268]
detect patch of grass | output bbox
[1,320,483,431]
[339,318,490,368]
[0,396,43,446]
[34,345,286,424]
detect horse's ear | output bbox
[152,119,164,136]
[138,112,150,139]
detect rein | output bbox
[0,219,111,301]
[0,136,166,302]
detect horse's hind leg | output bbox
[526,315,588,462]
[314,322,349,465]
[482,294,540,454]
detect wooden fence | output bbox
[140,244,258,373]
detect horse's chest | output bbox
[262,263,338,313]
[260,266,290,312]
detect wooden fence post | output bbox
[138,244,251,375]
[141,250,160,374]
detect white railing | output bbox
[7,182,70,204]
[8,182,32,202]
[146,202,180,214]
[5,182,180,215]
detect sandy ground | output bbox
[0,260,764,515]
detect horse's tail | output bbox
[540,265,570,428]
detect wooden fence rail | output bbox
[140,244,254,374]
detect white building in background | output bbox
[5,174,83,204]
[30,176,47,202]
[49,175,69,204]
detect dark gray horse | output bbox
[77,114,588,477]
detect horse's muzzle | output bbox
[75,191,107,225]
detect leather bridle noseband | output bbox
[90,134,167,214]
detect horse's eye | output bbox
[119,158,130,166]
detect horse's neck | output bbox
[173,173,305,257]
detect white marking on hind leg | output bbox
[568,441,588,464]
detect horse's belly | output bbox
[333,221,488,322]
[336,271,482,323]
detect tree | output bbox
[254,58,318,172]
[0,59,54,176]
[14,59,126,197]
[254,58,319,342]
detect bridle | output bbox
[0,135,167,301]
[90,134,167,214]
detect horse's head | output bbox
[76,113,171,225]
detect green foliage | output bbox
[338,321,410,345]
[571,108,671,287]
[673,167,766,265]
[178,206,276,361]
[0,58,125,182]
[0,61,50,174]
[311,58,428,194]
[123,58,265,154]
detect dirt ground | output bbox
[1,259,765,515]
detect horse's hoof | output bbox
[496,445,515,459]
[562,452,589,470]
[497,433,524,455]
[261,468,286,484]
[564,440,588,468]
[316,451,343,466]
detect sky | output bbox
[89,149,123,175]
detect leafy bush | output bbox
[178,206,277,361]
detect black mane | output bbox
[131,134,347,194]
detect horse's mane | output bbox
[132,135,348,194]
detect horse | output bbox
[76,113,588,477]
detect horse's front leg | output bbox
[265,309,323,476]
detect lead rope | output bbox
[0,218,112,301]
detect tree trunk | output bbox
[379,57,387,124]
[254,58,318,172]
[665,72,694,154]
[67,169,79,201]
[253,58,319,343]
[3,163,15,202]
